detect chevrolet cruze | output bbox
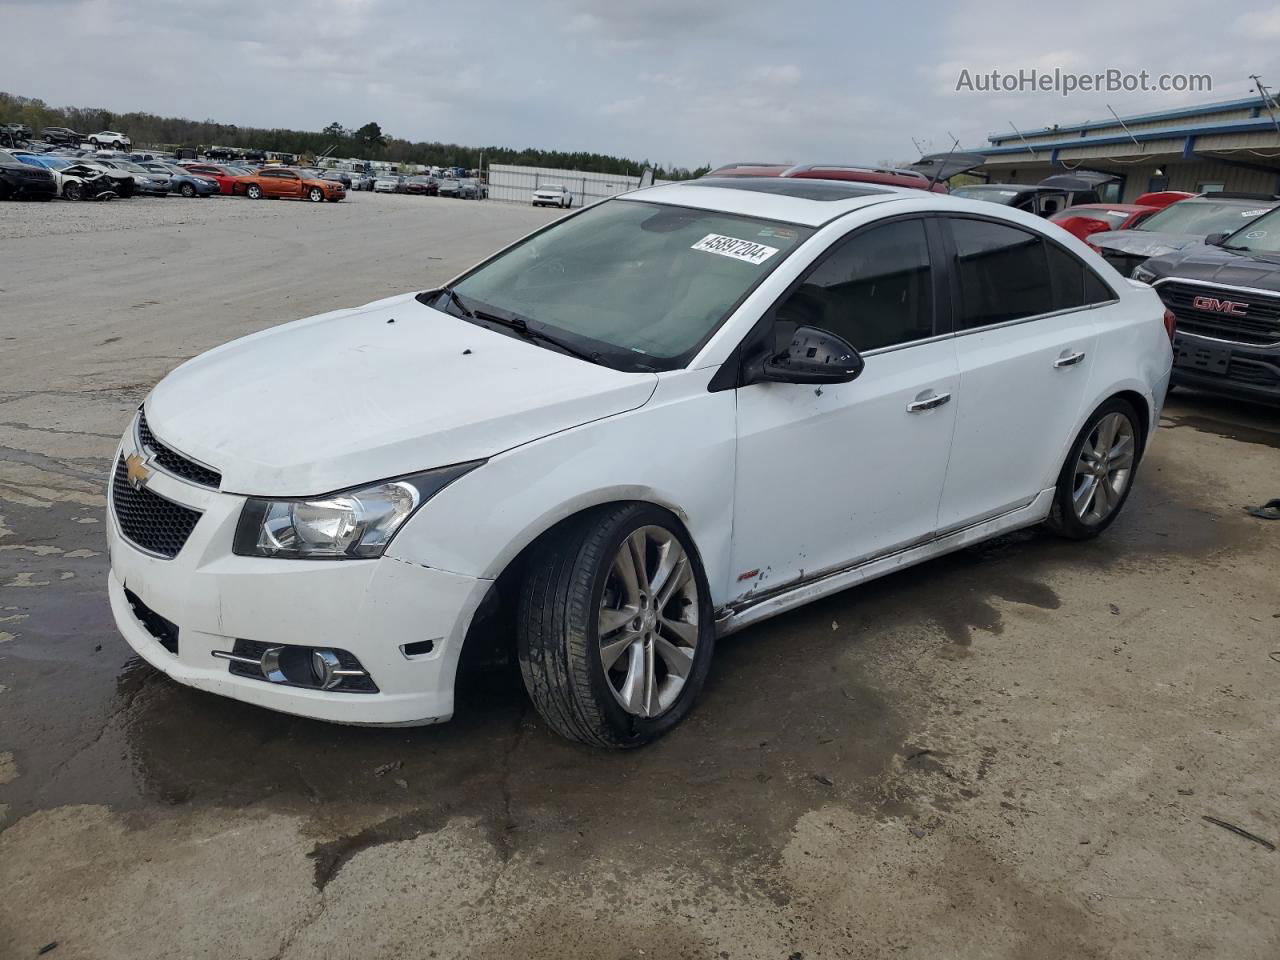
[107,177,1173,747]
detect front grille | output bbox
[1158,281,1280,345]
[124,588,179,654]
[137,411,221,488]
[111,457,202,558]
[1227,357,1280,387]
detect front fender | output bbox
[386,368,739,606]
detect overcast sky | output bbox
[3,0,1279,168]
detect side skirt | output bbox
[714,488,1056,638]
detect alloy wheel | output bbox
[1072,412,1136,525]
[597,526,699,718]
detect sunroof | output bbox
[685,177,892,201]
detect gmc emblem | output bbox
[1191,295,1248,316]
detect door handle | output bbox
[906,391,952,413]
[1054,350,1087,368]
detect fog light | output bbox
[213,641,378,692]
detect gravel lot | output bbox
[1,193,1278,960]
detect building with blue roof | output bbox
[968,95,1280,202]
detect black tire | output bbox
[517,503,715,748]
[1046,397,1143,540]
[308,187,324,202]
[64,181,83,201]
[179,182,196,198]
[246,183,263,199]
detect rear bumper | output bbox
[1171,331,1280,403]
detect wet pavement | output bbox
[2,196,1279,959]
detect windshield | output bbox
[447,199,813,370]
[951,186,1024,204]
[1222,208,1280,253]
[112,160,148,174]
[1136,201,1273,235]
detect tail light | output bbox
[1162,309,1177,344]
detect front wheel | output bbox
[64,181,83,201]
[308,187,324,202]
[517,504,714,748]
[246,184,262,199]
[1046,398,1142,540]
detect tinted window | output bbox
[775,219,934,351]
[949,218,1055,328]
[1046,240,1115,308]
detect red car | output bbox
[178,163,244,195]
[705,162,948,193]
[1049,192,1195,243]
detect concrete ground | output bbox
[1,192,1277,960]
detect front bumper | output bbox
[106,425,492,725]
[1171,331,1280,403]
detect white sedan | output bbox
[106,177,1172,747]
[532,184,571,207]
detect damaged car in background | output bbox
[1134,204,1280,404]
[106,176,1172,748]
[1089,193,1280,277]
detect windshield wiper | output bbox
[471,308,602,364]
[437,287,476,319]
[434,287,605,365]
[1221,243,1251,251]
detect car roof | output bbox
[624,178,908,226]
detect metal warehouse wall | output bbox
[487,164,669,207]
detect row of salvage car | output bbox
[702,160,1280,404]
[0,147,346,202]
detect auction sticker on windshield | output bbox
[691,234,780,265]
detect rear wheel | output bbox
[246,183,263,199]
[179,182,196,198]
[517,504,714,748]
[308,187,324,202]
[1046,398,1142,540]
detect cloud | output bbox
[1,0,1277,168]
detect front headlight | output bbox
[1131,265,1157,284]
[233,461,483,559]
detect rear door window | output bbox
[946,218,1057,328]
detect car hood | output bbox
[1145,244,1280,287]
[145,293,658,496]
[1091,230,1204,258]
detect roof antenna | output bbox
[1106,105,1142,150]
[926,132,962,192]
[1250,75,1280,134]
[1007,121,1039,158]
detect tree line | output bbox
[1,92,711,180]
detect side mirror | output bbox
[755,325,864,385]
[1204,232,1229,247]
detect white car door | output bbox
[935,215,1109,531]
[729,217,959,602]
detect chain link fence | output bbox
[486,164,669,207]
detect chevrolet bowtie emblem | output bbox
[124,452,152,491]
